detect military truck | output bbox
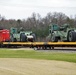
[10,27,36,42]
[48,24,76,42]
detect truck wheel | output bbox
[13,38,17,42]
[10,34,14,42]
[52,37,58,42]
[20,33,27,42]
[32,33,36,42]
[68,31,76,42]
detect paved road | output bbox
[0,58,76,75]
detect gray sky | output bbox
[0,0,76,19]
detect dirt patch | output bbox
[0,58,76,75]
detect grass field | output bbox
[0,48,76,63]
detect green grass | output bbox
[0,49,76,63]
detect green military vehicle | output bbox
[10,27,36,42]
[48,24,76,42]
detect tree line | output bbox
[0,12,76,41]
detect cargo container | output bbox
[0,29,10,42]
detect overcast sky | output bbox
[0,0,76,19]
